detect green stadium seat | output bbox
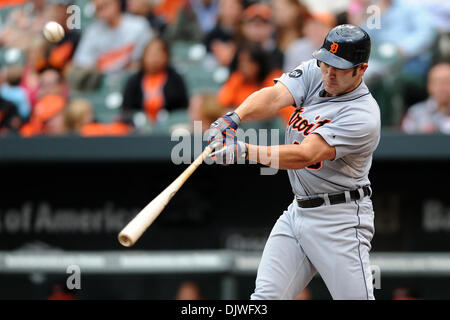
[0,47,25,66]
[170,41,222,96]
[0,4,20,27]
[151,109,190,135]
[80,0,96,30]
[70,88,122,124]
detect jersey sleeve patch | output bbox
[289,69,303,78]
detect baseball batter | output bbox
[208,24,380,300]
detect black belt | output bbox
[296,186,372,208]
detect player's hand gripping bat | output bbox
[118,139,219,247]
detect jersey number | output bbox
[293,140,322,170]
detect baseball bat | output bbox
[118,143,216,247]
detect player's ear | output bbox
[354,63,368,77]
[360,63,369,73]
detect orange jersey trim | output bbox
[97,43,134,72]
[142,72,168,122]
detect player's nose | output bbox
[326,65,337,77]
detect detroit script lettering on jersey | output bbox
[288,107,331,137]
[276,59,380,196]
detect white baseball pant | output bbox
[251,196,375,300]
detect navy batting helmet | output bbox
[313,24,371,69]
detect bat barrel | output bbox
[117,144,215,247]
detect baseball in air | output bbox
[43,21,65,43]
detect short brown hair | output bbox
[5,65,23,86]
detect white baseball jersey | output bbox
[251,59,380,300]
[275,59,381,197]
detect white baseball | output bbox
[43,21,65,43]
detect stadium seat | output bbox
[0,4,19,26]
[80,0,96,30]
[70,89,122,124]
[151,109,190,135]
[0,47,25,66]
[170,41,222,96]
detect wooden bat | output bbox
[118,143,216,247]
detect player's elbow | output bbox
[291,145,335,170]
[294,155,320,170]
[277,148,316,170]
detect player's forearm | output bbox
[246,144,317,170]
[234,87,284,122]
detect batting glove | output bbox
[207,111,241,144]
[209,136,248,165]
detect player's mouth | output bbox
[325,80,338,87]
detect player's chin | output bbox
[324,84,340,95]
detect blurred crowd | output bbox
[0,0,448,137]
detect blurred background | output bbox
[0,0,449,300]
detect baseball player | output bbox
[208,24,380,300]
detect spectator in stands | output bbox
[126,0,167,36]
[238,2,283,71]
[164,2,202,42]
[0,96,22,135]
[48,284,77,300]
[80,120,131,136]
[272,0,316,72]
[165,0,219,42]
[348,0,436,82]
[36,68,69,102]
[346,0,366,27]
[41,0,81,72]
[64,99,95,134]
[20,94,67,136]
[218,42,294,123]
[190,0,220,35]
[401,62,450,134]
[424,0,450,61]
[175,281,202,300]
[0,64,31,121]
[152,0,187,26]
[0,0,27,9]
[0,0,47,50]
[346,0,437,116]
[204,0,243,67]
[20,68,69,136]
[188,92,224,132]
[21,37,48,106]
[64,98,131,136]
[122,37,189,124]
[392,287,418,300]
[72,0,154,74]
[302,12,336,49]
[218,42,280,109]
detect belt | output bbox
[296,186,372,209]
